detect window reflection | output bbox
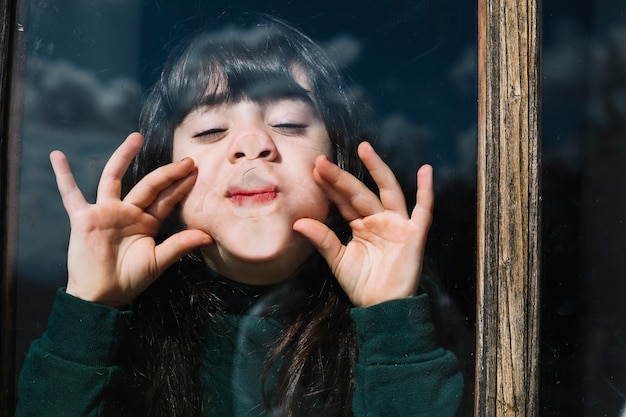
[541,0,626,415]
[16,0,142,358]
[14,1,477,414]
[13,1,626,415]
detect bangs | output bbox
[198,66,313,107]
[164,25,315,124]
[137,15,371,197]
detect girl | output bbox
[16,16,463,417]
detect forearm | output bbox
[16,289,131,417]
[350,293,463,417]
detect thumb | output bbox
[293,218,344,270]
[154,229,213,275]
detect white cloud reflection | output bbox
[322,34,363,67]
[377,113,432,184]
[18,58,140,280]
[25,57,140,130]
[449,45,477,93]
[542,19,626,166]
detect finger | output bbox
[154,229,214,276]
[314,155,384,220]
[143,166,198,220]
[96,132,144,201]
[312,167,361,222]
[293,218,344,270]
[123,158,196,211]
[357,142,408,215]
[50,150,88,214]
[410,164,434,228]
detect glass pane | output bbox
[15,0,142,359]
[13,1,477,414]
[541,0,626,415]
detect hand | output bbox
[293,142,433,308]
[50,132,213,308]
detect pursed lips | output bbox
[226,186,279,206]
[226,167,281,207]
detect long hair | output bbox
[121,16,375,417]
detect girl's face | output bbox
[172,87,332,285]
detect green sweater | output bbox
[16,289,463,416]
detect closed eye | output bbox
[193,128,227,142]
[273,123,308,135]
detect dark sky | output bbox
[137,1,478,167]
[16,0,478,277]
[24,0,477,168]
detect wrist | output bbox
[66,282,129,309]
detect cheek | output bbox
[171,136,185,161]
[317,135,333,159]
[290,146,332,217]
[300,181,331,221]
[179,177,216,224]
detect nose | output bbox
[227,126,278,163]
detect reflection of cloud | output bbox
[25,57,140,131]
[77,0,133,8]
[422,124,477,189]
[322,34,363,67]
[377,113,431,184]
[449,45,477,92]
[17,122,125,281]
[543,21,591,87]
[544,20,626,96]
[588,25,626,127]
[543,19,626,166]
[18,57,140,279]
[375,112,478,190]
[455,124,478,178]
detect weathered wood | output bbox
[476,0,541,416]
[0,0,20,414]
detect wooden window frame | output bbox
[1,0,20,414]
[476,0,541,415]
[0,0,542,415]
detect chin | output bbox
[230,234,312,263]
[202,234,315,284]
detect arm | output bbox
[350,294,463,416]
[15,290,132,417]
[16,133,213,415]
[295,142,463,414]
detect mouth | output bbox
[227,188,279,207]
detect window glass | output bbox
[541,0,626,415]
[14,0,476,413]
[15,0,142,361]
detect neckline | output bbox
[206,269,292,315]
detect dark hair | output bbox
[121,16,375,417]
[131,15,371,186]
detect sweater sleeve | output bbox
[15,288,132,417]
[350,294,463,417]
